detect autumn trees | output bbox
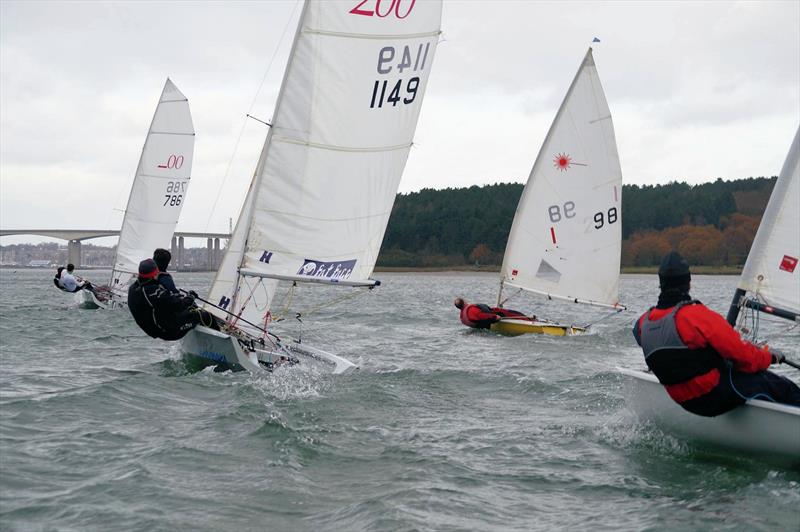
[377,177,775,268]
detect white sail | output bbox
[737,126,800,315]
[499,48,623,309]
[205,0,442,333]
[110,79,195,299]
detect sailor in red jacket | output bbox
[454,297,530,329]
[633,252,800,416]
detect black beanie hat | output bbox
[659,251,691,290]
[138,258,159,279]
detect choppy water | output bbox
[1,269,798,531]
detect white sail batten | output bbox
[204,0,442,332]
[737,126,800,315]
[110,79,195,300]
[499,48,623,308]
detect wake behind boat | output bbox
[182,0,443,373]
[457,47,625,336]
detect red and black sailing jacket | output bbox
[460,304,498,329]
[633,300,772,403]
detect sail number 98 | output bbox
[548,201,576,223]
[594,207,618,229]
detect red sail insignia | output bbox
[779,255,798,273]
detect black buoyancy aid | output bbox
[639,300,723,386]
[127,280,164,339]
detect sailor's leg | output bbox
[728,370,800,406]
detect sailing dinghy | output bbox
[620,125,800,458]
[76,79,195,309]
[181,0,442,373]
[489,48,625,336]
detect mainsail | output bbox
[205,0,442,335]
[499,48,623,309]
[728,125,800,324]
[110,79,195,300]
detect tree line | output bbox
[377,177,776,268]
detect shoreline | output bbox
[374,265,744,275]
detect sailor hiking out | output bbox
[454,297,530,329]
[633,252,800,416]
[128,259,218,341]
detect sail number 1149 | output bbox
[370,43,430,109]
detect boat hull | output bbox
[490,318,586,337]
[181,326,357,374]
[618,367,800,458]
[74,290,108,310]
[73,289,123,310]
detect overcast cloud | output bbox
[1,0,798,244]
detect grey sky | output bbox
[1,0,798,245]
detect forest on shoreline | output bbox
[377,176,776,269]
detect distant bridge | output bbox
[0,229,231,270]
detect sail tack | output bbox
[500,49,623,308]
[110,79,195,299]
[205,0,442,332]
[737,126,800,316]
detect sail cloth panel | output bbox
[500,49,623,308]
[738,126,800,315]
[204,0,442,330]
[110,79,194,299]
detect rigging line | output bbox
[297,286,372,320]
[499,287,524,308]
[203,0,302,234]
[582,308,625,329]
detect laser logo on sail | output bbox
[780,255,798,273]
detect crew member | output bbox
[153,248,178,293]
[454,297,530,329]
[632,251,800,416]
[128,259,218,341]
[53,266,65,290]
[58,263,93,293]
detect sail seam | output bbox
[122,216,182,225]
[303,28,441,40]
[138,173,192,180]
[149,131,195,136]
[589,114,612,124]
[159,99,189,103]
[257,209,390,222]
[274,135,411,153]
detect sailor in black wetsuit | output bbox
[128,258,217,341]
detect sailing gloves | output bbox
[771,349,786,365]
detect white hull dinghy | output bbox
[619,125,800,458]
[619,367,800,457]
[75,289,110,310]
[182,326,356,375]
[182,0,442,373]
[489,48,626,336]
